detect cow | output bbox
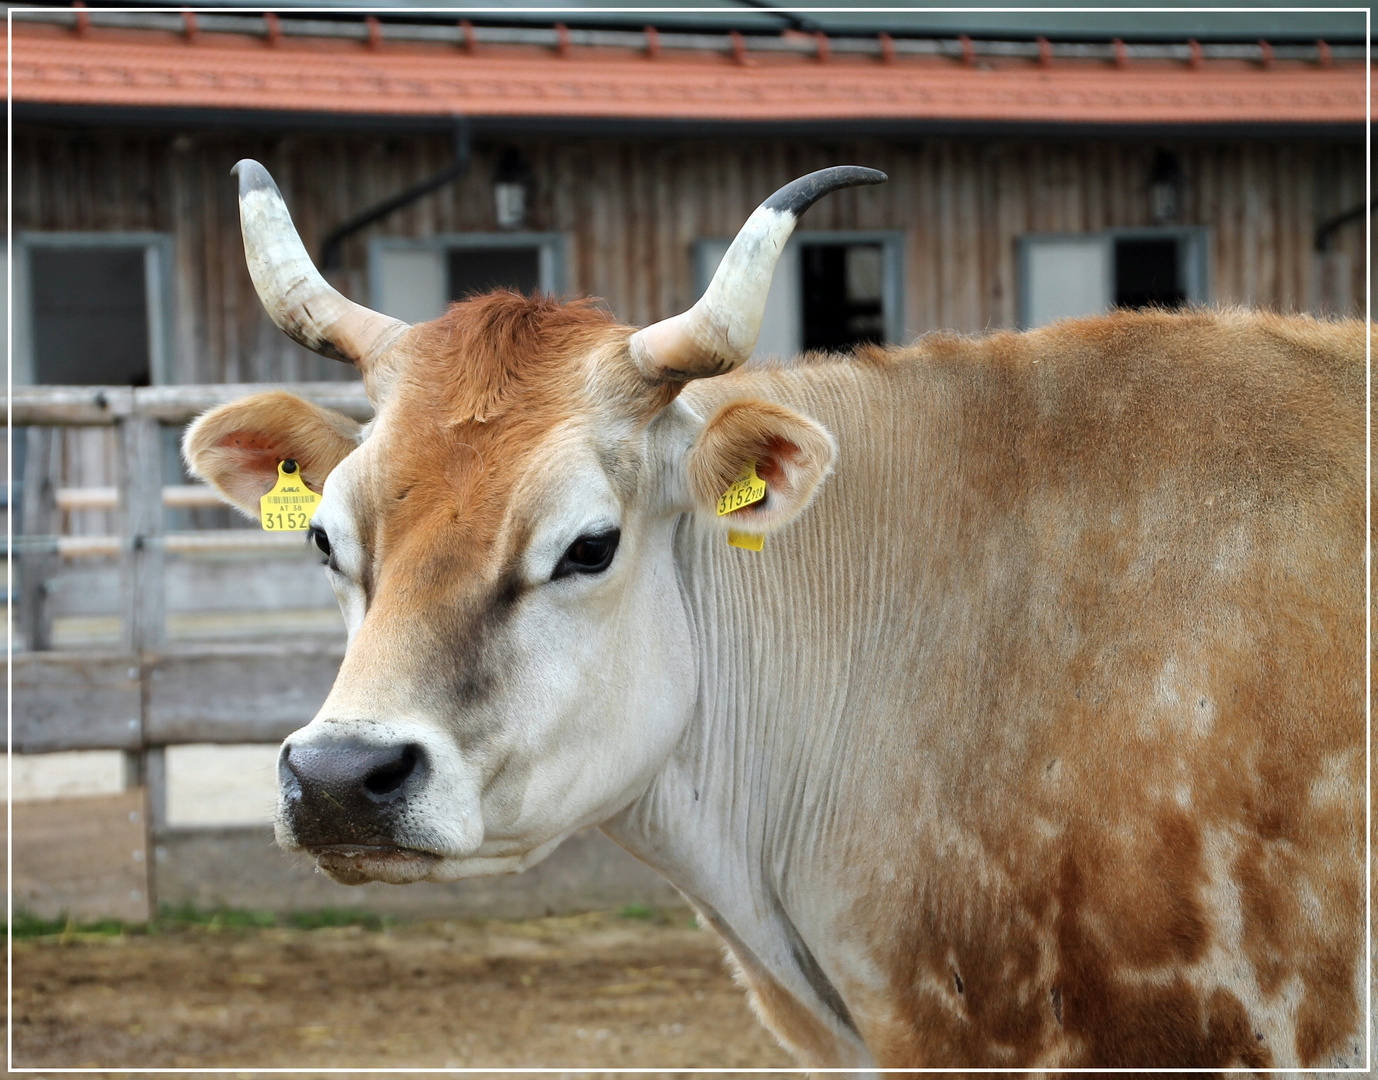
[184,159,1366,1073]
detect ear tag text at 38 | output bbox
[716,461,767,552]
[260,459,321,532]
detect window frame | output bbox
[693,229,906,351]
[368,232,567,318]
[1017,226,1211,330]
[13,231,175,386]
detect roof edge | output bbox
[12,103,1367,143]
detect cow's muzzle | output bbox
[279,738,429,857]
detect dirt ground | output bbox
[10,909,797,1074]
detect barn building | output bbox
[10,3,1370,391]
[7,3,1370,920]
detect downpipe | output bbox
[319,114,472,271]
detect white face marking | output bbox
[314,451,369,644]
[516,444,622,586]
[277,405,703,885]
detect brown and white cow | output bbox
[186,160,1366,1072]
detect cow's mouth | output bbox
[309,843,441,885]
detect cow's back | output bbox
[679,310,1365,1069]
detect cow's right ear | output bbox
[182,391,363,519]
[685,398,836,542]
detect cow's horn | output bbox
[630,166,887,382]
[233,159,409,368]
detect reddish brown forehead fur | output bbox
[398,291,622,425]
[364,292,647,580]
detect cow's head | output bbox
[185,161,884,885]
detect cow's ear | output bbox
[183,391,363,519]
[685,398,836,540]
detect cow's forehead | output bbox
[329,293,665,569]
[368,291,664,429]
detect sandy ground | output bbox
[10,910,798,1075]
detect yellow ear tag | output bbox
[727,529,765,551]
[259,459,321,532]
[717,461,767,551]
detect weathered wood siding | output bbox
[13,127,1368,385]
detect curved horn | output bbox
[630,166,887,382]
[233,159,409,368]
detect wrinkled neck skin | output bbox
[606,363,919,1072]
[604,321,1366,1076]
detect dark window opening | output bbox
[30,247,151,386]
[448,247,541,301]
[801,243,886,353]
[1114,238,1185,311]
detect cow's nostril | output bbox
[281,739,426,834]
[278,749,303,800]
[363,744,420,799]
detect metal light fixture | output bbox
[1149,151,1184,225]
[493,148,532,230]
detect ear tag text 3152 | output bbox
[260,459,320,532]
[716,461,767,551]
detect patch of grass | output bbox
[8,904,397,939]
[11,904,698,939]
[614,905,702,929]
[157,901,278,930]
[10,911,68,938]
[286,908,393,932]
[9,911,139,940]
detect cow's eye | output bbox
[307,525,331,560]
[554,529,620,579]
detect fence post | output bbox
[119,410,166,922]
[119,413,166,653]
[19,426,59,651]
[142,744,167,920]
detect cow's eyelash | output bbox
[307,525,336,570]
[552,528,621,580]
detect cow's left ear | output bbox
[685,398,836,539]
[183,390,363,519]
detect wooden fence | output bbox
[9,384,366,910]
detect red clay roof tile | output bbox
[10,21,1369,126]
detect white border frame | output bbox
[5,5,1372,1076]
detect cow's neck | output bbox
[605,358,948,1066]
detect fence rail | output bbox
[13,641,347,753]
[11,530,311,558]
[56,483,226,510]
[8,382,371,426]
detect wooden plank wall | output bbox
[12,127,1369,385]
